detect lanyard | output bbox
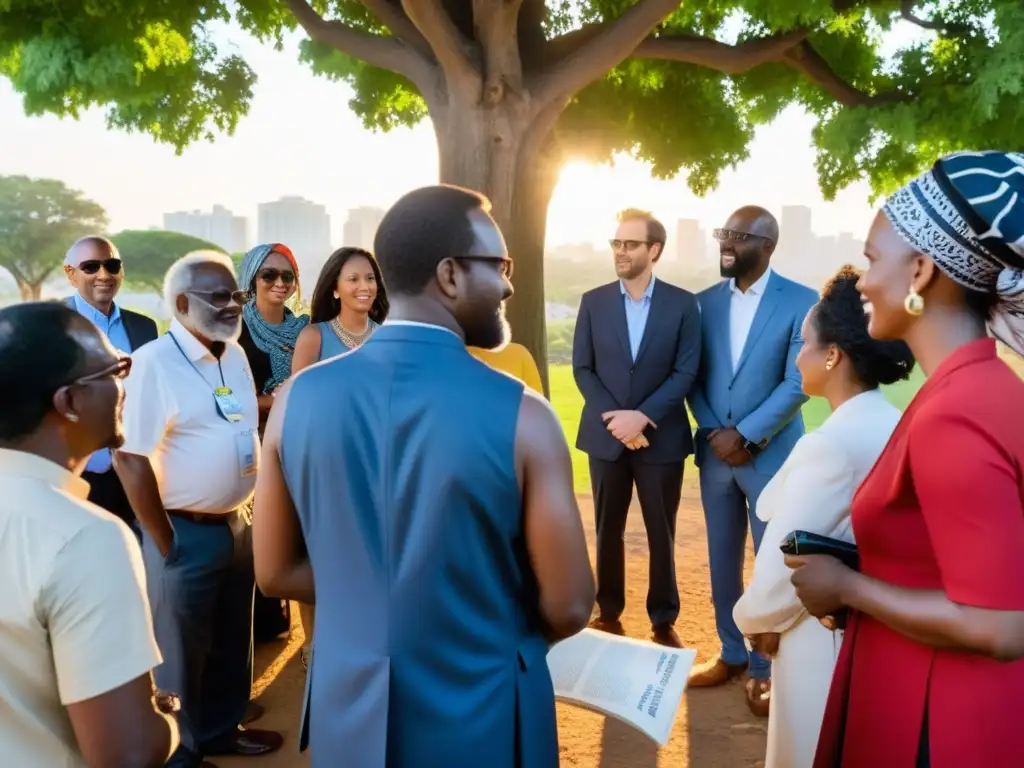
[168,332,228,391]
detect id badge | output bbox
[235,429,259,477]
[214,386,244,423]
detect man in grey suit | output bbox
[686,206,817,717]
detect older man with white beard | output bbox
[116,251,283,768]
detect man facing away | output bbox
[116,252,282,767]
[253,184,595,768]
[0,302,178,767]
[686,206,817,717]
[64,236,158,528]
[572,208,702,648]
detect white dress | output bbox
[733,389,901,768]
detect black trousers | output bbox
[83,468,136,527]
[589,453,684,626]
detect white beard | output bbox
[180,310,241,343]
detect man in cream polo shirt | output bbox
[117,252,283,768]
[0,302,178,767]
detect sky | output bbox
[0,20,893,250]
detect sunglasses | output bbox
[609,239,651,250]
[77,258,123,275]
[258,268,296,285]
[712,228,772,243]
[456,255,514,279]
[187,289,249,308]
[62,356,132,390]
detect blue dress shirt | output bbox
[71,293,132,473]
[620,276,655,361]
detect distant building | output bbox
[342,207,386,251]
[778,205,813,275]
[163,205,248,254]
[674,218,705,264]
[258,196,332,280]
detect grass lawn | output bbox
[548,363,926,494]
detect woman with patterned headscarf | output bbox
[237,243,309,644]
[237,243,310,424]
[786,151,1024,768]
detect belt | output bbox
[167,509,233,526]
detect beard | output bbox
[190,307,242,342]
[719,248,759,279]
[465,305,511,351]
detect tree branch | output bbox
[782,40,912,107]
[898,0,972,37]
[285,0,436,93]
[632,28,811,74]
[359,0,434,60]
[401,0,479,88]
[530,0,682,108]
[473,0,524,105]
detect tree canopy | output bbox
[4,1,1020,199]
[111,229,226,294]
[0,175,108,300]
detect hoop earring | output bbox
[904,287,925,316]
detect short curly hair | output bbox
[812,265,915,389]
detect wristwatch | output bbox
[743,438,769,458]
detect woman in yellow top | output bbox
[468,342,544,393]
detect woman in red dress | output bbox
[786,150,1024,768]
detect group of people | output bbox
[2,151,1024,768]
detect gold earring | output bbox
[904,286,925,316]
[825,359,834,371]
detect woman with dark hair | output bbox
[788,151,1024,767]
[291,247,389,374]
[733,265,913,768]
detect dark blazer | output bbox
[63,296,159,351]
[572,279,702,464]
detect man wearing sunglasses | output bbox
[0,302,179,767]
[686,206,817,717]
[64,236,158,531]
[116,251,282,767]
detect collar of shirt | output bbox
[0,448,89,500]
[620,275,656,301]
[730,266,773,297]
[72,292,121,329]
[382,319,462,339]
[169,318,219,362]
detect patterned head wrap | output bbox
[882,151,1024,356]
[239,243,309,393]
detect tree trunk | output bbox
[433,100,561,396]
[17,280,42,301]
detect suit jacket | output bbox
[572,279,701,464]
[63,296,159,352]
[688,271,818,475]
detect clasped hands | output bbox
[601,410,655,450]
[707,427,751,467]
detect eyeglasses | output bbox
[73,356,132,384]
[77,258,123,275]
[258,268,296,285]
[187,289,248,308]
[609,239,651,251]
[456,256,514,279]
[712,228,772,244]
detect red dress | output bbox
[814,339,1024,767]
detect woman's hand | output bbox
[747,632,781,657]
[785,554,855,618]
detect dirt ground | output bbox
[221,485,764,768]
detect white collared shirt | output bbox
[0,449,160,767]
[120,319,260,514]
[729,267,773,373]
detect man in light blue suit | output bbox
[686,206,818,718]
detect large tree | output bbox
[4,2,1022,388]
[112,229,225,294]
[0,175,108,300]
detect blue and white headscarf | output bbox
[239,243,309,392]
[883,150,1024,355]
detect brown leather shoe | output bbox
[588,616,625,636]
[241,701,264,726]
[745,678,771,718]
[203,727,284,757]
[651,624,683,648]
[687,657,748,688]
